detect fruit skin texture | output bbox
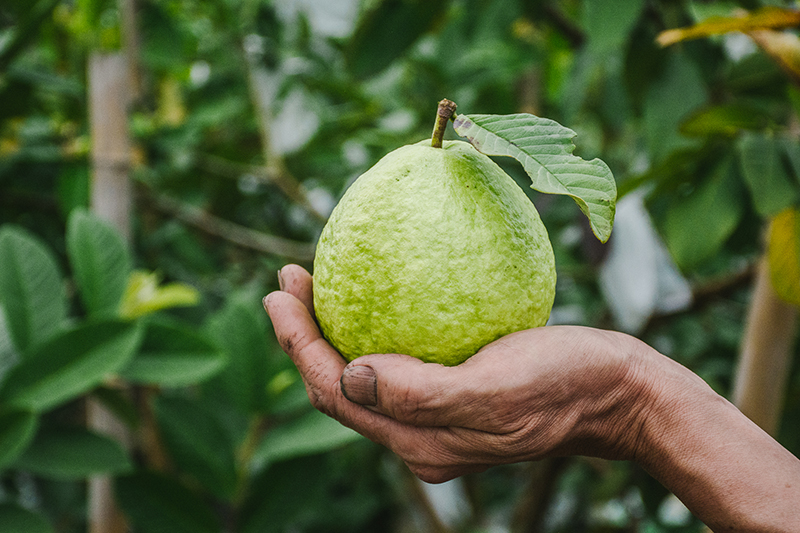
[313,139,556,366]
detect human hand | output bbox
[265,264,800,531]
[263,264,657,483]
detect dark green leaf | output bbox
[56,165,90,217]
[643,52,707,162]
[346,0,451,78]
[662,157,744,269]
[205,297,273,413]
[122,319,226,386]
[0,409,38,468]
[584,0,645,55]
[782,137,800,183]
[0,226,67,353]
[0,504,53,533]
[154,395,237,499]
[251,409,363,472]
[452,113,617,242]
[0,321,143,412]
[66,209,132,317]
[13,427,131,479]
[116,471,221,533]
[738,132,799,217]
[680,104,772,137]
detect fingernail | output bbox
[340,365,377,406]
[262,294,272,316]
[277,268,285,291]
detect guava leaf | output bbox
[452,113,617,242]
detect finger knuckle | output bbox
[390,383,443,425]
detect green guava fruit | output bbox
[313,139,556,366]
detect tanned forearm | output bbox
[633,348,800,532]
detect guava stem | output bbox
[431,99,457,148]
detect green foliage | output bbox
[662,157,745,269]
[115,471,222,533]
[13,427,132,479]
[251,409,364,470]
[0,226,67,353]
[2,0,800,531]
[121,319,226,386]
[0,503,54,533]
[66,209,132,317]
[0,320,142,412]
[0,410,38,468]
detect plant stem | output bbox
[431,99,457,148]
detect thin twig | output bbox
[194,152,327,223]
[241,52,327,222]
[149,193,316,262]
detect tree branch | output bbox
[194,152,327,223]
[148,193,316,262]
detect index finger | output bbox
[264,291,401,446]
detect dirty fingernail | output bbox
[262,294,272,315]
[340,365,377,406]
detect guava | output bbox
[313,139,556,366]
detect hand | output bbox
[264,264,657,482]
[265,265,800,531]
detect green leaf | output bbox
[0,320,143,412]
[0,226,67,353]
[205,296,273,413]
[118,271,200,320]
[662,157,744,269]
[13,427,131,479]
[251,409,363,472]
[680,103,772,137]
[452,113,617,242]
[0,409,38,468]
[346,0,451,79]
[57,165,90,217]
[738,132,799,217]
[66,209,132,317]
[583,0,645,55]
[0,504,53,533]
[782,137,800,183]
[116,471,222,533]
[122,319,226,387]
[154,395,237,499]
[643,52,707,163]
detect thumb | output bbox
[340,354,488,429]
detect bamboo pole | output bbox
[732,256,798,436]
[89,53,133,243]
[87,51,132,533]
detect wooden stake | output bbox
[88,51,132,533]
[89,53,132,242]
[732,256,798,436]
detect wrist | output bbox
[622,344,800,531]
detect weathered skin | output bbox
[313,139,556,366]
